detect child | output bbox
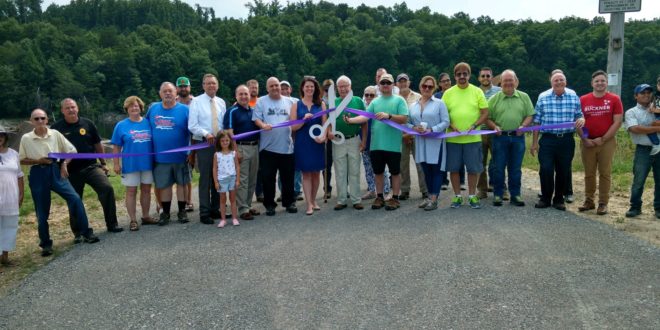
[212,131,240,228]
[647,80,660,155]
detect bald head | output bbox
[266,77,281,99]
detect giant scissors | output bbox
[309,82,353,145]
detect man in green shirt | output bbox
[346,73,408,210]
[329,75,368,210]
[486,69,534,206]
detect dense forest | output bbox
[1,0,659,127]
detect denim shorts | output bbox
[445,142,483,173]
[218,175,236,193]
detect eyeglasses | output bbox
[364,93,375,98]
[421,84,435,90]
[32,117,47,121]
[455,72,469,77]
[480,74,491,78]
[380,81,392,85]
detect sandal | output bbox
[129,221,139,231]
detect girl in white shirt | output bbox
[213,131,240,228]
[0,128,24,265]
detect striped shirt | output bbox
[534,89,582,133]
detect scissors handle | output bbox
[330,131,345,145]
[309,123,327,140]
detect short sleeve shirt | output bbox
[0,148,24,216]
[223,104,259,142]
[253,95,294,154]
[487,90,535,131]
[50,117,102,173]
[625,104,658,146]
[110,117,153,173]
[334,96,365,137]
[442,84,488,144]
[367,95,408,152]
[580,92,623,138]
[146,102,190,164]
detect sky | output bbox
[44,0,659,22]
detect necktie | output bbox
[210,98,219,134]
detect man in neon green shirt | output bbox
[442,62,489,209]
[346,73,408,211]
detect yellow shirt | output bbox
[442,84,488,144]
[18,128,77,161]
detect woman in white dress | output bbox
[0,125,24,266]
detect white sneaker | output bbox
[651,145,660,156]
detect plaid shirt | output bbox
[534,89,582,133]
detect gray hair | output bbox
[336,75,351,86]
[501,69,518,81]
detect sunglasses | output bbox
[32,117,47,121]
[480,74,491,78]
[380,81,393,85]
[364,93,375,98]
[421,84,435,90]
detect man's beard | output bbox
[178,89,190,97]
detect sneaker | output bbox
[424,200,438,211]
[73,235,83,244]
[232,218,240,226]
[565,194,574,204]
[158,212,171,226]
[450,196,463,209]
[469,195,481,209]
[460,184,466,191]
[384,198,400,210]
[625,208,641,218]
[418,199,430,208]
[362,191,377,200]
[510,196,525,207]
[492,196,503,207]
[441,184,448,191]
[218,220,226,228]
[295,193,304,201]
[177,210,189,224]
[266,208,276,216]
[82,233,100,244]
[372,197,385,209]
[651,145,660,156]
[503,191,510,201]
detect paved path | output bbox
[0,174,659,328]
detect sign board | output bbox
[599,0,642,13]
[608,73,619,86]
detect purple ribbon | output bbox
[48,142,210,159]
[232,108,331,140]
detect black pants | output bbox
[538,134,575,204]
[260,150,295,209]
[68,164,117,234]
[324,141,333,194]
[197,145,220,217]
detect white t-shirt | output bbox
[216,151,236,180]
[0,148,24,216]
[252,95,294,154]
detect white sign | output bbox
[599,0,642,13]
[608,73,619,86]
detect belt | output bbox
[500,130,519,136]
[344,135,357,139]
[236,140,259,145]
[542,132,573,138]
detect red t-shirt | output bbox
[580,92,623,138]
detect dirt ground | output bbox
[522,168,660,246]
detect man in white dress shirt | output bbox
[188,73,227,224]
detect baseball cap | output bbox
[280,80,291,87]
[379,74,394,84]
[176,76,190,87]
[634,84,652,94]
[396,73,409,82]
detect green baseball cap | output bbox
[176,76,190,87]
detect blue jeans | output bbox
[629,145,660,211]
[421,162,443,196]
[29,163,92,248]
[492,135,526,197]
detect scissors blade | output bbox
[333,90,353,119]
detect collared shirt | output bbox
[334,96,365,137]
[488,90,535,131]
[50,117,101,173]
[534,89,582,133]
[625,103,658,146]
[18,128,76,162]
[223,104,260,142]
[188,93,227,141]
[482,85,502,100]
[401,90,421,107]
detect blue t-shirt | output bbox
[110,117,154,173]
[146,102,190,164]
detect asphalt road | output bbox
[0,191,658,329]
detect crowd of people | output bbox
[1,64,659,263]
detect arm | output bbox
[359,122,368,151]
[472,107,489,129]
[188,100,212,142]
[234,153,240,187]
[18,176,24,207]
[628,125,660,134]
[112,145,122,175]
[212,153,219,191]
[530,130,539,157]
[289,103,304,131]
[94,142,109,174]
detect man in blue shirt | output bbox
[224,85,261,221]
[531,72,585,210]
[147,82,191,225]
